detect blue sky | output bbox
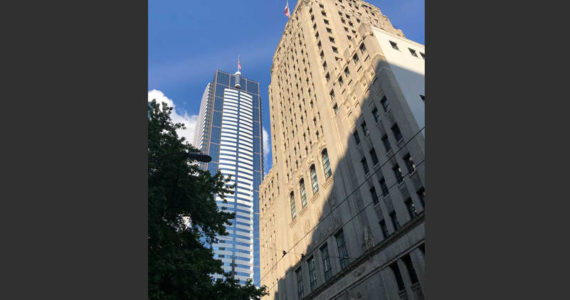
[149,0,424,174]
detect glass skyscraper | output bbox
[193,69,262,285]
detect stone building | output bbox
[259,0,425,299]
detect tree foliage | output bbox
[148,100,267,299]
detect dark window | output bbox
[300,179,307,207]
[330,90,335,100]
[391,123,403,141]
[324,19,329,25]
[390,263,406,291]
[379,178,389,196]
[402,255,419,284]
[320,244,332,280]
[332,46,338,53]
[333,103,338,114]
[325,72,330,82]
[405,198,417,218]
[338,76,343,85]
[361,121,369,135]
[390,211,400,230]
[344,67,350,76]
[420,52,425,59]
[403,153,416,173]
[322,149,332,179]
[370,186,379,204]
[361,157,369,174]
[417,187,425,207]
[335,230,349,269]
[308,256,317,290]
[409,48,418,57]
[381,96,389,111]
[379,220,389,238]
[296,267,304,299]
[290,192,297,219]
[353,53,359,62]
[390,41,399,50]
[359,43,366,53]
[382,135,391,152]
[366,149,378,167]
[392,164,404,183]
[372,107,380,122]
[353,130,361,144]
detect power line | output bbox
[259,158,425,290]
[254,126,425,286]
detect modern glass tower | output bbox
[193,69,262,285]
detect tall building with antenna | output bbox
[193,63,263,285]
[259,0,424,299]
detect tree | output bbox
[148,100,267,299]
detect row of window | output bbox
[289,149,332,219]
[389,40,425,59]
[295,229,349,298]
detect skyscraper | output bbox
[193,69,263,285]
[260,1,424,299]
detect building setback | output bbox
[193,69,263,285]
[259,0,424,299]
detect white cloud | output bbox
[262,127,271,166]
[148,89,199,146]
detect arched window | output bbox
[290,192,297,219]
[310,165,319,193]
[321,149,332,178]
[300,179,307,207]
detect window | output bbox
[370,148,379,165]
[403,153,416,173]
[330,90,335,100]
[417,187,425,207]
[370,186,379,204]
[296,267,304,299]
[310,165,319,193]
[392,164,404,183]
[300,179,307,207]
[359,43,366,53]
[353,130,361,144]
[320,244,332,280]
[405,198,417,218]
[390,263,406,291]
[390,211,400,230]
[328,35,334,41]
[338,76,343,85]
[332,46,338,53]
[420,94,425,101]
[382,135,391,152]
[322,149,332,179]
[344,67,350,76]
[324,19,329,25]
[420,52,425,59]
[381,96,389,111]
[325,72,330,82]
[379,220,389,238]
[372,106,380,122]
[379,178,389,196]
[389,41,399,50]
[290,192,297,219]
[361,157,369,174]
[353,53,359,63]
[409,48,418,57]
[391,123,403,142]
[361,121,369,135]
[335,230,349,269]
[402,255,419,284]
[308,256,317,290]
[333,103,338,114]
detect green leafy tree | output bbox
[148,100,267,299]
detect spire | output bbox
[234,56,242,89]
